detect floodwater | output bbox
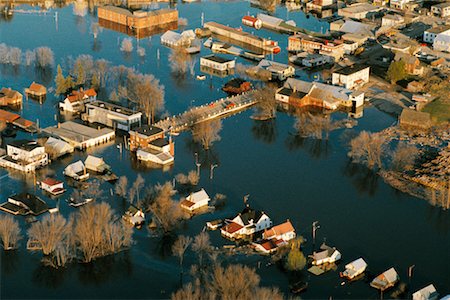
[0,1,449,299]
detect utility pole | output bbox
[312,221,320,251]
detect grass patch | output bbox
[422,97,450,124]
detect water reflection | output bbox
[77,251,133,286]
[251,119,277,144]
[343,161,379,196]
[285,134,331,159]
[1,250,20,275]
[32,263,67,289]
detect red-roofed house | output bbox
[59,88,97,112]
[254,220,296,254]
[39,178,65,195]
[263,220,296,241]
[25,82,47,100]
[0,87,23,106]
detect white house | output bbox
[423,26,450,44]
[123,205,145,227]
[332,64,370,90]
[433,33,450,52]
[341,258,368,280]
[338,3,382,19]
[431,2,450,18]
[310,243,342,265]
[161,30,196,47]
[257,59,295,81]
[221,205,272,240]
[44,137,74,158]
[413,284,439,300]
[82,101,142,131]
[85,155,110,173]
[381,14,404,27]
[63,160,89,181]
[180,188,211,212]
[390,0,411,10]
[39,178,65,196]
[0,140,48,172]
[200,54,235,72]
[370,268,400,291]
[59,88,97,112]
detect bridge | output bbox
[155,91,257,133]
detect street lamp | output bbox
[194,152,201,176]
[312,221,320,250]
[210,164,218,180]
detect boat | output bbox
[196,75,207,80]
[68,197,93,207]
[241,51,265,61]
[340,258,367,280]
[290,281,308,294]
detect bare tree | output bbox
[147,182,187,234]
[0,215,22,250]
[25,50,35,67]
[392,143,419,171]
[348,131,388,169]
[72,54,94,86]
[253,85,277,119]
[129,174,145,205]
[120,38,133,53]
[172,235,193,275]
[73,202,133,263]
[126,72,165,124]
[8,47,22,66]
[191,232,211,267]
[28,214,70,255]
[192,120,222,150]
[35,47,55,68]
[115,176,128,198]
[176,170,199,185]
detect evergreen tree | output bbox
[65,76,75,92]
[55,65,67,95]
[386,60,407,84]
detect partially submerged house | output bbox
[0,193,49,216]
[131,125,174,165]
[161,29,196,48]
[63,160,89,181]
[0,110,37,133]
[85,155,111,173]
[254,220,296,254]
[412,284,439,300]
[340,258,368,280]
[256,59,295,81]
[82,101,142,131]
[59,88,97,112]
[180,188,211,212]
[123,205,145,227]
[222,78,252,95]
[310,243,342,265]
[275,78,364,110]
[39,178,65,196]
[0,140,49,172]
[332,64,370,90]
[0,87,23,106]
[200,54,235,73]
[221,205,272,240]
[370,268,399,291]
[44,137,74,158]
[43,121,115,150]
[25,82,47,100]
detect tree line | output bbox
[0,43,54,68]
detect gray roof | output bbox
[9,193,48,215]
[340,20,375,36]
[335,64,369,75]
[9,140,41,151]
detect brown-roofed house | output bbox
[399,109,432,130]
[0,109,20,123]
[25,82,47,101]
[0,87,23,106]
